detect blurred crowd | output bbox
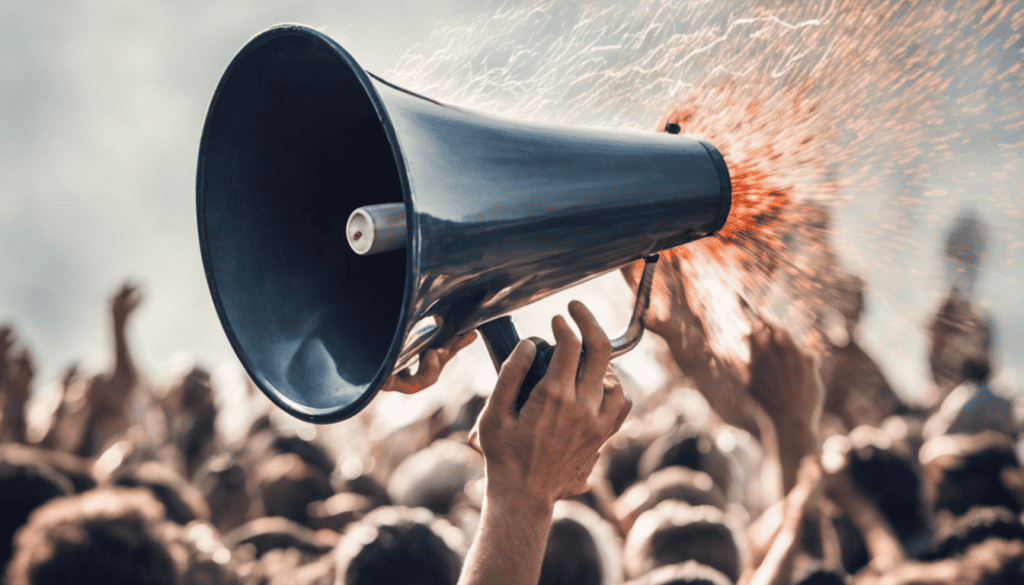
[1,211,1022,585]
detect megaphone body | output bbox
[197,25,731,423]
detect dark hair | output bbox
[846,433,926,544]
[616,467,727,534]
[5,489,177,585]
[961,356,992,382]
[335,506,463,585]
[832,515,869,575]
[792,563,849,585]
[111,460,211,525]
[602,434,649,496]
[639,427,731,495]
[167,368,219,479]
[196,453,250,533]
[256,453,334,526]
[625,503,741,582]
[925,506,1024,560]
[538,518,602,585]
[626,561,733,585]
[224,516,333,560]
[931,440,1021,516]
[0,447,73,572]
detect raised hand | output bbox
[110,281,143,328]
[622,259,757,435]
[475,301,632,507]
[380,331,478,394]
[748,321,824,492]
[8,349,35,391]
[458,301,632,585]
[0,325,14,382]
[747,322,823,430]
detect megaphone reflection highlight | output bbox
[197,25,731,423]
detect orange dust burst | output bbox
[398,0,1024,371]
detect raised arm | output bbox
[621,259,759,435]
[747,322,824,494]
[0,329,33,445]
[460,301,632,585]
[108,282,143,390]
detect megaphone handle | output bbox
[478,316,556,412]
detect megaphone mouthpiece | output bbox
[347,203,407,255]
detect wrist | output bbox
[485,485,555,520]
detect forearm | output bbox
[458,493,553,585]
[110,317,137,385]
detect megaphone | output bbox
[197,25,731,423]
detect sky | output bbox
[0,0,497,391]
[2,0,1022,433]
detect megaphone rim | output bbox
[196,24,418,423]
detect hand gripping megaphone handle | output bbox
[478,317,556,412]
[477,254,660,412]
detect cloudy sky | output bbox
[2,0,1022,425]
[1,1,499,387]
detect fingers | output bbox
[600,366,632,434]
[543,315,582,400]
[484,339,537,419]
[410,349,442,387]
[438,331,477,363]
[568,301,612,410]
[382,331,478,394]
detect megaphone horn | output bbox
[197,24,731,423]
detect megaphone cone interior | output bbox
[198,25,731,423]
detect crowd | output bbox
[0,212,1021,585]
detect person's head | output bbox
[845,426,928,548]
[0,447,73,573]
[920,432,1023,517]
[616,467,727,534]
[599,426,652,497]
[624,502,743,582]
[269,434,336,477]
[334,506,465,585]
[5,488,178,585]
[196,453,251,533]
[255,452,334,526]
[928,292,993,392]
[387,439,482,516]
[541,517,603,585]
[167,367,219,476]
[540,501,622,585]
[791,564,848,585]
[638,427,731,496]
[224,516,333,561]
[624,561,733,585]
[110,460,211,525]
[173,367,215,412]
[172,522,241,585]
[925,506,1024,561]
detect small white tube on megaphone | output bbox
[346,203,407,255]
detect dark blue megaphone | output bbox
[197,24,731,423]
